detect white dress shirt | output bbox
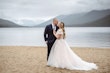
[52,23,56,30]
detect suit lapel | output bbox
[56,26,59,31]
[50,24,53,30]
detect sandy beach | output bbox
[0,46,110,73]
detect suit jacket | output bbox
[44,24,59,44]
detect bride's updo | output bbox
[60,22,65,39]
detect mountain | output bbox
[35,12,86,27]
[37,9,110,27]
[0,18,22,27]
[81,15,110,27]
[36,19,52,27]
[19,19,44,26]
[61,9,110,26]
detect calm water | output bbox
[0,27,110,48]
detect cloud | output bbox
[0,0,110,25]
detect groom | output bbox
[44,18,59,61]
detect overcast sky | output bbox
[0,0,110,25]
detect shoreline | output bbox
[0,46,110,49]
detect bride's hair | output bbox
[60,22,66,39]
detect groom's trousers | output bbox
[47,42,54,61]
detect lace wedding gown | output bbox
[47,29,98,70]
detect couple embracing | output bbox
[44,18,98,70]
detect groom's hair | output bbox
[53,18,58,22]
[53,18,58,25]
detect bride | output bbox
[47,22,98,70]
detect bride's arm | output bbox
[53,30,61,39]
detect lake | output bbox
[0,27,110,48]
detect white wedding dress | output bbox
[47,29,98,70]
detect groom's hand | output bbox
[53,30,56,34]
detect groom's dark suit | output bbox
[44,24,59,61]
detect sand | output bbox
[0,46,110,73]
